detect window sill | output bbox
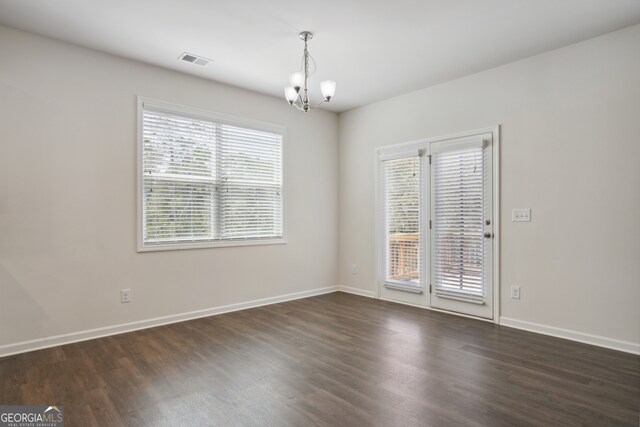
[137,238,287,253]
[383,281,423,294]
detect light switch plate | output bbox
[511,286,521,299]
[121,289,132,303]
[512,208,531,222]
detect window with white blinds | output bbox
[381,152,423,289]
[431,140,485,303]
[139,101,284,250]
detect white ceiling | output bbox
[1,0,639,112]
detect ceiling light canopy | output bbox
[284,31,336,112]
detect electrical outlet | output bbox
[121,288,132,303]
[351,264,358,274]
[511,286,520,299]
[512,208,531,222]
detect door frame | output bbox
[374,125,500,324]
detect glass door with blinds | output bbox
[429,134,493,318]
[378,149,427,306]
[377,129,496,319]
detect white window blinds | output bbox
[431,140,485,303]
[141,105,283,249]
[381,152,422,288]
[218,124,283,240]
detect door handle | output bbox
[484,232,493,239]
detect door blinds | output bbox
[141,107,283,247]
[381,151,422,288]
[431,140,485,303]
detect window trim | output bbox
[136,96,287,252]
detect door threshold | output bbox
[377,296,496,324]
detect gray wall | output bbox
[1,23,638,354]
[0,25,339,349]
[338,25,640,346]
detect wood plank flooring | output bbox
[1,292,638,426]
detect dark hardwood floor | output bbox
[1,292,638,426]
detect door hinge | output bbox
[429,219,432,229]
[429,284,432,293]
[427,154,432,165]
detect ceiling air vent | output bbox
[178,52,212,66]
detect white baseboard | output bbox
[0,286,339,358]
[337,285,376,298]
[337,288,639,355]
[500,317,640,355]
[5,288,636,358]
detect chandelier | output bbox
[284,31,336,112]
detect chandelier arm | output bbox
[292,91,306,110]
